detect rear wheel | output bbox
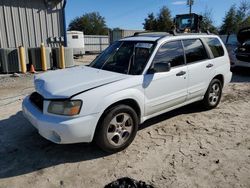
[202,79,222,109]
[95,105,138,153]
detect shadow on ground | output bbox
[0,111,108,179]
[0,102,207,179]
[231,67,250,83]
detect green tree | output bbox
[157,6,173,31]
[143,13,157,30]
[200,8,218,34]
[220,1,250,34]
[237,1,250,29]
[220,5,237,34]
[68,12,108,35]
[240,16,250,28]
[143,6,173,31]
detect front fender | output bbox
[98,88,145,121]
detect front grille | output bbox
[30,92,44,111]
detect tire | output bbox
[202,79,222,109]
[95,105,139,153]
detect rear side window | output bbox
[183,39,208,64]
[205,38,224,58]
[153,40,185,67]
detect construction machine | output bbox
[174,13,203,33]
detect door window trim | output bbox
[181,38,211,65]
[149,39,187,72]
[200,37,224,59]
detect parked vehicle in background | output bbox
[22,32,232,153]
[220,34,239,66]
[235,27,250,67]
[67,31,85,57]
[220,27,250,68]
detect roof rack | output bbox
[133,31,171,36]
[133,30,213,37]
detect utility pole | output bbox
[187,0,194,14]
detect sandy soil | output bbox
[74,55,97,66]
[0,67,249,188]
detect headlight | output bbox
[48,100,82,116]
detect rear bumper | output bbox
[22,96,99,144]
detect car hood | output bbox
[34,66,129,99]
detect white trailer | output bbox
[67,31,85,56]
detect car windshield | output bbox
[89,41,155,75]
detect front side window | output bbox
[152,40,185,68]
[204,38,224,58]
[183,39,208,64]
[90,41,155,75]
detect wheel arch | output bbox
[93,98,142,139]
[213,74,224,87]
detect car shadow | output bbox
[139,102,207,130]
[231,67,250,83]
[0,111,109,179]
[0,102,207,179]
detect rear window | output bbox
[182,39,208,64]
[205,38,224,58]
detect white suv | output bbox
[22,33,232,152]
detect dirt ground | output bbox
[0,65,249,188]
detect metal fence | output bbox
[109,29,143,43]
[84,35,109,53]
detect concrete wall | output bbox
[0,0,66,48]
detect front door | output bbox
[144,40,188,116]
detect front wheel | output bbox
[95,105,139,153]
[202,79,222,109]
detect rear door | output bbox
[182,38,214,100]
[144,40,188,116]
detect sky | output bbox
[65,0,243,30]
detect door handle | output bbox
[206,64,214,68]
[176,71,186,76]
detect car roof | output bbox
[120,32,218,42]
[120,35,163,42]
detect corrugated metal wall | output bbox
[84,35,109,53]
[0,0,65,48]
[110,29,143,43]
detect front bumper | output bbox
[22,96,99,144]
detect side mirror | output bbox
[147,62,171,74]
